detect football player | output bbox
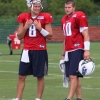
[7,28,18,55]
[7,35,13,55]
[13,0,53,100]
[60,0,90,100]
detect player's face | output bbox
[31,3,41,15]
[64,3,75,16]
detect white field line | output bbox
[0,70,17,73]
[0,60,58,65]
[0,60,58,64]
[54,86,100,90]
[0,98,25,100]
[0,60,100,67]
[0,59,97,64]
[0,70,100,79]
[0,60,17,62]
[82,87,100,90]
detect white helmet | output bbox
[78,58,95,76]
[26,0,43,9]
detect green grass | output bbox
[0,42,100,100]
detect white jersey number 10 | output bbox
[63,22,72,36]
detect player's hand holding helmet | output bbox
[78,58,95,76]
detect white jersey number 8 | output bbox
[29,24,36,37]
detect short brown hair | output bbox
[65,0,76,7]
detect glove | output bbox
[63,74,69,88]
[59,60,65,73]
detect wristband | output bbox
[40,28,49,37]
[84,41,90,50]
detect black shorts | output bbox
[65,49,84,77]
[19,50,48,77]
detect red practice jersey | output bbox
[17,12,53,50]
[61,11,88,51]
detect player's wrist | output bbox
[84,41,90,50]
[40,28,49,37]
[61,54,65,57]
[38,27,42,31]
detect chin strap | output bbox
[31,4,34,11]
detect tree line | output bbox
[0,0,100,17]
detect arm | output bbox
[44,23,53,40]
[82,28,90,59]
[61,39,65,60]
[17,19,33,40]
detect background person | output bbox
[7,35,13,55]
[7,29,18,55]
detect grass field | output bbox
[0,42,100,100]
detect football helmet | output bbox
[26,0,32,7]
[26,0,43,9]
[78,58,95,76]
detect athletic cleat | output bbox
[35,98,41,100]
[77,98,82,100]
[12,98,18,100]
[65,98,70,100]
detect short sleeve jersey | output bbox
[61,11,88,51]
[17,12,53,50]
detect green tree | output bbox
[0,0,100,17]
[91,0,100,3]
[74,0,95,15]
[48,0,65,15]
[0,2,11,17]
[0,0,29,17]
[10,0,29,16]
[48,0,100,16]
[0,0,12,3]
